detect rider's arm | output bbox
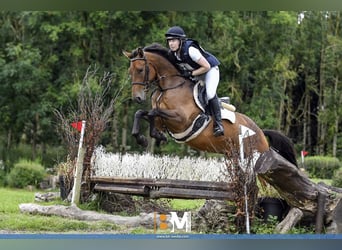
[188,46,211,76]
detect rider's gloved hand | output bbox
[182,70,193,78]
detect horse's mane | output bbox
[146,43,181,72]
[143,43,170,59]
[131,43,176,65]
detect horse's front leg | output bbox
[147,109,167,146]
[147,107,186,145]
[131,109,149,148]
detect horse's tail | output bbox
[262,129,298,168]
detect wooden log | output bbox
[155,179,231,191]
[327,198,342,233]
[317,181,342,193]
[255,148,342,231]
[90,176,231,192]
[274,207,303,234]
[94,183,149,196]
[34,192,60,202]
[149,187,235,200]
[332,199,342,233]
[91,176,156,185]
[19,203,155,228]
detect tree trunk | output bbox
[121,103,128,153]
[255,148,342,233]
[318,39,326,155]
[303,72,309,153]
[332,75,339,157]
[111,110,119,151]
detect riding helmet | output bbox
[165,26,186,40]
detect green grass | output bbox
[0,187,122,233]
[169,199,205,210]
[0,188,34,213]
[0,187,318,234]
[0,188,204,234]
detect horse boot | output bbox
[209,97,224,137]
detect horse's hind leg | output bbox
[131,109,149,148]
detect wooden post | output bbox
[315,191,326,233]
[71,120,86,206]
[239,125,256,234]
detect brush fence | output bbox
[90,146,235,200]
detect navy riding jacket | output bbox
[174,39,220,71]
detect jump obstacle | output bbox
[89,127,258,201]
[89,146,240,200]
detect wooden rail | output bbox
[90,176,234,200]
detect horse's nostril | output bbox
[135,97,142,104]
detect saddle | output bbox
[167,81,236,143]
[193,81,236,121]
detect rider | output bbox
[165,26,224,137]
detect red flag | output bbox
[301,150,309,157]
[71,121,83,132]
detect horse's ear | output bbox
[122,50,132,59]
[137,47,144,58]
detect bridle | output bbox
[130,57,151,88]
[130,56,186,92]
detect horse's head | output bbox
[123,47,157,104]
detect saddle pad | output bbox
[193,82,236,124]
[221,108,236,124]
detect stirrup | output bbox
[213,125,224,137]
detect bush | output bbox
[304,156,341,179]
[1,143,68,174]
[332,168,342,188]
[6,159,46,188]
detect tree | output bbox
[318,12,342,157]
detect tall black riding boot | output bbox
[209,97,224,137]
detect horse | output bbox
[123,43,297,167]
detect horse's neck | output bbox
[147,53,179,77]
[147,55,201,132]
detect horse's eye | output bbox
[137,68,144,74]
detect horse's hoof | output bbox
[136,135,148,148]
[156,137,167,147]
[141,140,148,148]
[140,138,148,148]
[160,134,167,142]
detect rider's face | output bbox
[167,39,180,52]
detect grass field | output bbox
[0,188,240,234]
[0,187,205,234]
[0,184,320,234]
[0,188,130,233]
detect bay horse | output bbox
[123,43,297,166]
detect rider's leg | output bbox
[208,96,224,137]
[206,66,224,137]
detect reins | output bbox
[157,75,186,92]
[130,56,186,92]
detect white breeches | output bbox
[203,66,220,100]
